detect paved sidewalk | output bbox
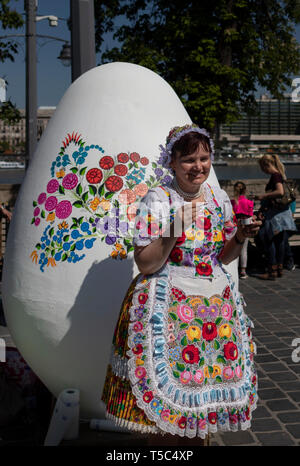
[211,267,300,446]
[1,267,300,446]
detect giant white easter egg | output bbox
[2,62,237,419]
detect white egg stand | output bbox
[2,62,238,445]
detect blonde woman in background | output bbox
[231,181,254,279]
[255,154,297,279]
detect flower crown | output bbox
[159,123,214,170]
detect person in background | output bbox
[255,154,297,279]
[231,181,254,279]
[0,204,12,222]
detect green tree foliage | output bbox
[0,0,23,126]
[95,0,300,131]
[0,0,24,62]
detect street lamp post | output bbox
[25,0,37,168]
[70,0,96,82]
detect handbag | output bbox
[273,180,296,208]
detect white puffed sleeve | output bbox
[133,187,172,247]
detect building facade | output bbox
[220,96,300,149]
[0,106,55,153]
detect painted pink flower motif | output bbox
[33,207,40,217]
[45,196,58,212]
[221,303,233,320]
[235,366,243,378]
[55,200,72,219]
[62,173,78,190]
[135,366,146,379]
[34,217,40,226]
[37,192,47,204]
[194,370,204,384]
[133,321,143,332]
[180,370,192,384]
[223,366,234,380]
[177,304,194,323]
[46,179,59,194]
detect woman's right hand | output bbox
[173,201,201,235]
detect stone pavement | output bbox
[211,266,300,446]
[0,266,300,446]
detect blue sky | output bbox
[1,0,300,109]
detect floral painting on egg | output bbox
[30,131,171,271]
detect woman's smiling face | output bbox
[170,144,211,192]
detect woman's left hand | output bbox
[237,215,262,239]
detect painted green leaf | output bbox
[73,201,83,208]
[169,312,178,321]
[33,201,37,207]
[62,253,68,262]
[89,217,94,223]
[232,333,237,342]
[176,362,185,372]
[199,357,205,366]
[89,185,97,196]
[70,167,78,174]
[70,243,76,251]
[41,210,45,219]
[215,376,222,383]
[82,192,89,203]
[203,298,210,306]
[98,184,105,196]
[31,218,35,224]
[173,371,180,379]
[59,185,65,195]
[79,166,87,176]
[105,192,114,199]
[76,184,83,196]
[215,317,223,325]
[201,341,205,351]
[179,323,188,329]
[36,243,41,250]
[63,235,70,242]
[78,217,84,225]
[49,227,54,238]
[208,365,213,374]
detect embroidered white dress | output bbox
[102,181,258,438]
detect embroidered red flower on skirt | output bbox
[208,412,217,424]
[202,322,217,341]
[182,345,200,364]
[224,342,238,361]
[196,262,213,276]
[169,247,183,263]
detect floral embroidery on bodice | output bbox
[134,182,237,279]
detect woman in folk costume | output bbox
[101,124,261,445]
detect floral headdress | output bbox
[159,123,215,170]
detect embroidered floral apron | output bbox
[126,185,257,438]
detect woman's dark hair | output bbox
[171,132,211,159]
[233,181,246,198]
